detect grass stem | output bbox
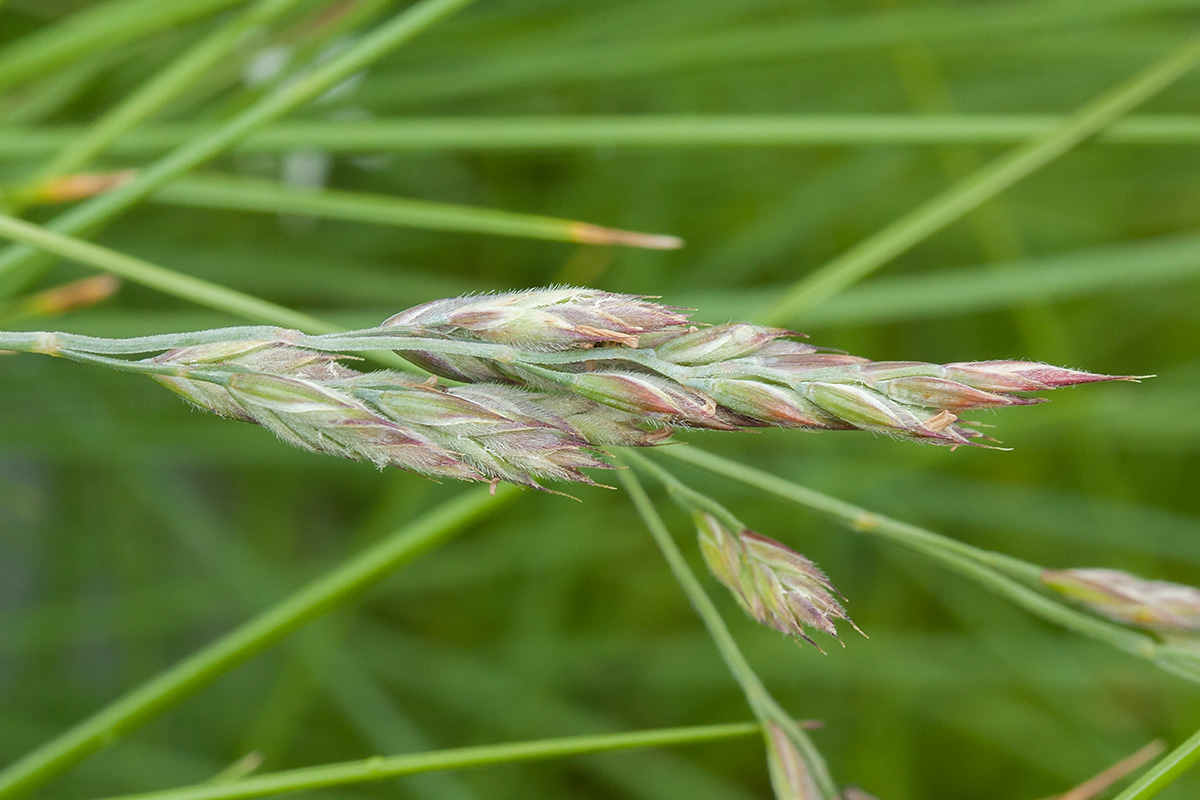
[615,459,837,799]
[3,114,1200,158]
[84,722,760,800]
[0,212,333,332]
[149,174,682,248]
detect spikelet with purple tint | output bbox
[1043,568,1200,632]
[695,513,861,649]
[383,287,691,351]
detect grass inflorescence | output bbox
[2,2,1200,800]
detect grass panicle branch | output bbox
[615,462,839,800]
[655,445,1200,682]
[623,449,861,651]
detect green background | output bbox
[1,1,1199,798]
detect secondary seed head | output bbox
[764,722,823,800]
[1042,568,1200,632]
[695,513,861,649]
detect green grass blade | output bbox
[3,114,1200,158]
[0,486,516,800]
[1112,726,1200,800]
[756,35,1200,326]
[678,233,1200,326]
[12,0,309,208]
[0,0,481,298]
[351,0,1200,106]
[0,0,248,93]
[0,212,333,332]
[150,174,682,248]
[356,624,761,800]
[84,723,760,800]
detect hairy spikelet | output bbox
[695,513,861,649]
[383,286,690,349]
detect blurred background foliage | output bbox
[1,0,1199,798]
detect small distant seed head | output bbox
[1043,568,1200,632]
[694,513,861,649]
[764,723,823,800]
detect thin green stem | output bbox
[0,327,286,355]
[614,460,837,800]
[658,444,1041,581]
[83,722,760,800]
[1112,725,1200,800]
[0,486,517,800]
[4,114,1200,158]
[756,35,1200,326]
[654,445,1200,681]
[148,174,683,248]
[0,0,481,297]
[11,0,309,209]
[620,449,745,534]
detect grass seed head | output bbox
[764,722,823,800]
[695,513,861,649]
[1043,568,1200,632]
[138,290,1139,489]
[151,342,620,489]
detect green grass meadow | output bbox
[1,1,1200,798]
